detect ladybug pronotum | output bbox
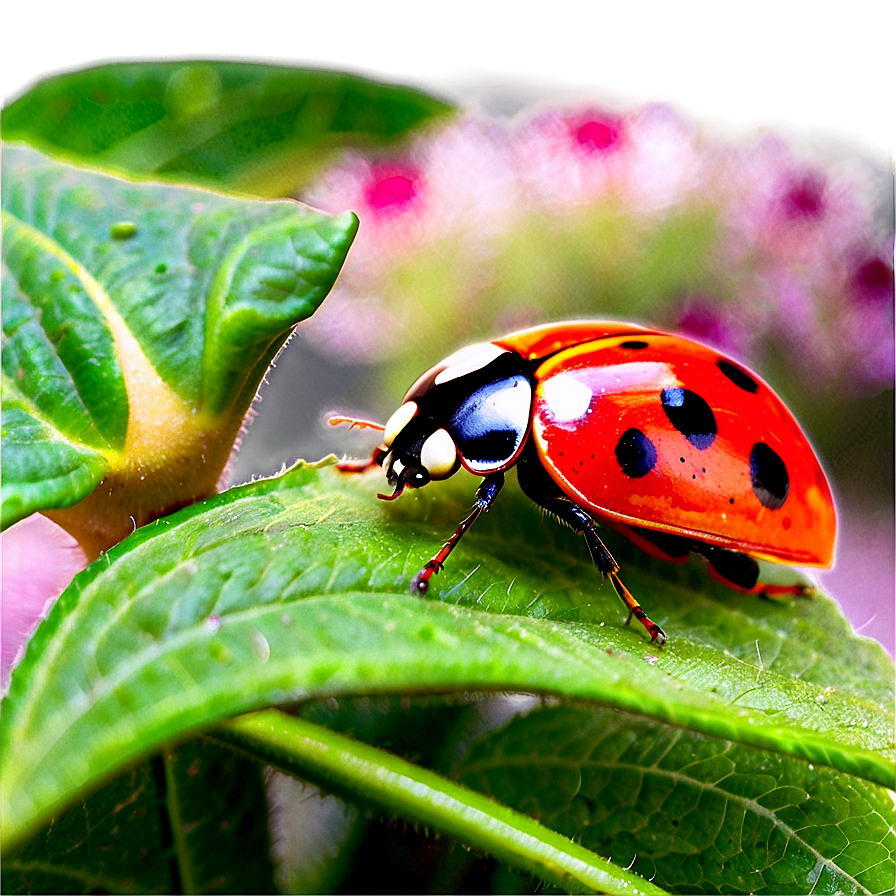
[342,321,836,644]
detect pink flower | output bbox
[303,100,892,395]
[567,111,625,155]
[718,134,869,273]
[303,115,519,360]
[512,106,628,207]
[619,104,705,208]
[2,514,88,687]
[307,153,426,266]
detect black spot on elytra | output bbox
[717,359,759,393]
[620,340,649,350]
[750,442,789,509]
[615,428,657,478]
[661,387,717,449]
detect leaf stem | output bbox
[217,709,668,896]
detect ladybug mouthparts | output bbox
[376,447,431,500]
[377,482,406,501]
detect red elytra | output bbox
[496,322,835,568]
[341,321,837,644]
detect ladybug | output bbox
[341,321,836,644]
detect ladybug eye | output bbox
[383,401,418,447]
[420,428,458,480]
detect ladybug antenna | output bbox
[327,413,385,432]
[377,482,406,501]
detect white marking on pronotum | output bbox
[434,343,506,385]
[383,401,418,447]
[541,373,592,421]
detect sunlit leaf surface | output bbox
[3,461,892,879]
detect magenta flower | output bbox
[780,169,827,220]
[851,252,894,307]
[363,165,420,215]
[674,295,757,360]
[838,246,895,389]
[567,110,625,154]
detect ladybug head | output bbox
[375,399,458,500]
[374,343,535,500]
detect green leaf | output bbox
[2,461,892,866]
[156,738,276,894]
[2,61,454,196]
[456,705,895,895]
[1,759,173,894]
[1,147,357,550]
[1,740,274,895]
[0,398,109,526]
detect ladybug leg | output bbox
[697,545,813,598]
[337,447,388,474]
[555,504,667,646]
[756,583,814,599]
[608,524,691,564]
[411,473,505,595]
[515,443,665,644]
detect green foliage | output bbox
[2,462,893,890]
[1,146,357,547]
[2,739,274,894]
[2,61,454,196]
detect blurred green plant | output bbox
[2,60,893,895]
[2,60,453,196]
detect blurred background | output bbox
[3,1,892,653]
